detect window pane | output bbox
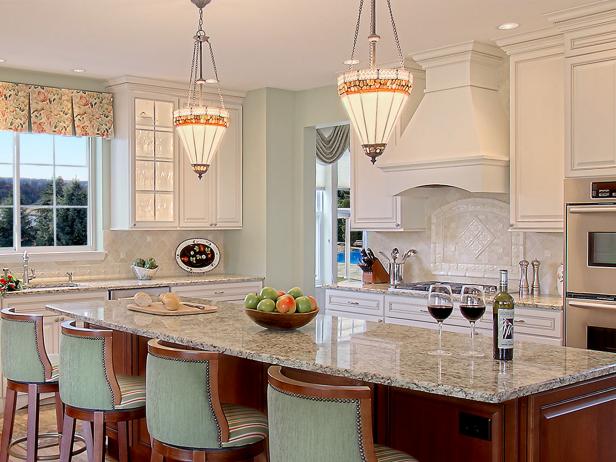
[155,132,173,159]
[20,133,53,164]
[136,161,154,190]
[135,99,154,126]
[0,164,12,205]
[136,130,154,158]
[56,167,88,206]
[55,136,87,166]
[0,208,13,248]
[155,193,173,221]
[155,101,174,127]
[155,161,173,191]
[135,192,155,221]
[21,208,53,247]
[20,165,53,205]
[0,131,14,163]
[56,208,87,246]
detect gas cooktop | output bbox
[390,281,498,295]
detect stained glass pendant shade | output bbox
[338,0,413,164]
[174,0,229,179]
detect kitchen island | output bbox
[46,298,616,462]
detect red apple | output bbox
[276,290,286,298]
[307,295,318,311]
[276,295,297,314]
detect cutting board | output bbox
[127,302,218,316]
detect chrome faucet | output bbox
[22,251,36,288]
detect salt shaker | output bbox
[531,259,541,296]
[518,260,530,297]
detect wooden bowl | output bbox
[244,307,320,330]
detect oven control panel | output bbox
[591,181,616,199]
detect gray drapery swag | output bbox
[316,125,350,164]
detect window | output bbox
[0,131,93,251]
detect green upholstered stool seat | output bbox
[146,339,268,461]
[374,444,418,462]
[221,403,268,448]
[115,375,146,410]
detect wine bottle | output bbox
[493,270,514,360]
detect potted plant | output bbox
[131,258,159,280]
[0,272,22,297]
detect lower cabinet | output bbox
[171,280,263,304]
[325,289,563,345]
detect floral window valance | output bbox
[0,81,113,138]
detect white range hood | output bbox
[380,41,510,194]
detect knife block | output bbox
[362,259,389,284]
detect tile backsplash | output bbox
[3,230,226,280]
[368,187,563,295]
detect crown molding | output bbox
[495,28,564,55]
[105,75,246,99]
[547,0,616,31]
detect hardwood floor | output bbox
[1,401,112,461]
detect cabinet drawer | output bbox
[325,290,385,317]
[385,295,492,331]
[514,307,563,339]
[172,281,263,303]
[2,290,108,314]
[326,309,384,323]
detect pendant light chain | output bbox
[347,0,365,70]
[386,0,405,67]
[207,40,225,109]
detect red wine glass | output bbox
[427,284,453,356]
[460,285,486,357]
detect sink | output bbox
[25,282,80,289]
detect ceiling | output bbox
[0,0,592,91]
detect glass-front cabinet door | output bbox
[133,97,176,225]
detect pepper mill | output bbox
[531,259,541,296]
[518,260,530,297]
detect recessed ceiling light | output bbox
[0,59,6,63]
[72,68,86,73]
[498,22,519,31]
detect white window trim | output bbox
[0,134,98,257]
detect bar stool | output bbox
[0,308,85,462]
[58,321,146,462]
[267,366,418,462]
[146,339,268,462]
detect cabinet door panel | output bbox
[179,149,216,228]
[214,107,242,228]
[568,54,616,176]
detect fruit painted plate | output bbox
[245,307,320,330]
[175,239,221,273]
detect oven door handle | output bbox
[568,205,616,213]
[568,300,616,311]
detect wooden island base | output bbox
[107,331,616,462]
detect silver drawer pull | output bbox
[419,309,429,313]
[515,319,526,324]
[213,291,225,295]
[347,301,360,305]
[569,300,616,311]
[568,205,616,214]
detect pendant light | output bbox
[174,0,229,179]
[338,0,413,164]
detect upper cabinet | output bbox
[107,77,243,230]
[548,2,616,177]
[499,33,565,232]
[350,63,427,231]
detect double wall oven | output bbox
[565,177,616,351]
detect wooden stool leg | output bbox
[26,384,40,462]
[0,387,17,462]
[149,439,163,462]
[255,438,269,462]
[59,413,76,462]
[54,392,64,433]
[118,421,129,462]
[81,421,95,462]
[92,412,105,462]
[193,451,206,462]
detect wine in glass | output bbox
[427,284,453,356]
[460,285,486,357]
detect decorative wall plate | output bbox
[175,239,221,273]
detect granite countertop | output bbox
[326,281,564,311]
[3,274,264,296]
[46,298,614,404]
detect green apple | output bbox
[295,296,312,313]
[260,287,279,301]
[257,299,276,312]
[287,287,304,299]
[244,293,260,309]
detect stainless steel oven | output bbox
[565,177,616,349]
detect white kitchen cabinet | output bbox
[172,280,262,304]
[350,65,426,231]
[325,289,385,320]
[179,105,243,229]
[499,34,565,232]
[107,76,244,230]
[565,50,616,177]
